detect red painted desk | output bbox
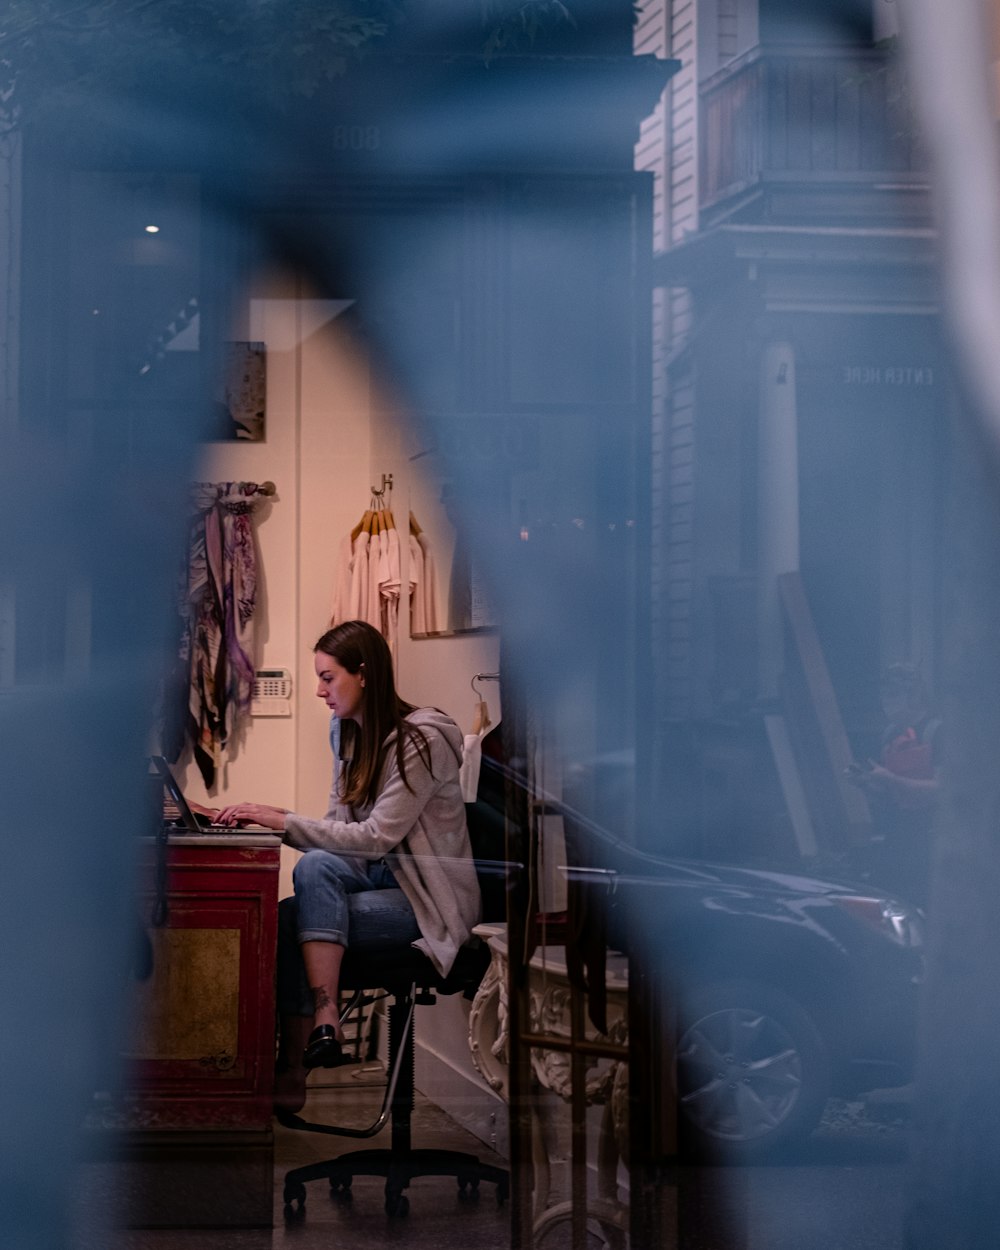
[120,831,281,1227]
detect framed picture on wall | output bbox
[213,340,266,441]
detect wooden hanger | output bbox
[472,697,491,735]
[471,673,499,735]
[351,508,374,542]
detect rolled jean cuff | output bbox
[298,926,348,945]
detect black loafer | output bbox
[303,1024,346,1070]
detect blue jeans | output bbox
[277,850,421,1016]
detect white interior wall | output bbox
[181,274,501,893]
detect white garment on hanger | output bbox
[365,521,385,630]
[459,698,492,802]
[410,530,440,634]
[329,510,410,650]
[380,519,402,657]
[349,527,369,622]
[460,731,484,803]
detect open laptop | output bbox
[149,754,271,835]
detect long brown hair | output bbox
[315,620,431,808]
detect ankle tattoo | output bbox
[311,986,333,1012]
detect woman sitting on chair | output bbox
[217,619,481,1113]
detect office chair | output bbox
[279,781,511,1219]
[278,938,509,1218]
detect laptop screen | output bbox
[149,754,201,832]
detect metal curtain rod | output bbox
[194,480,276,497]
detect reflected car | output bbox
[580,853,924,1160]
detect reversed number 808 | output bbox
[331,125,381,151]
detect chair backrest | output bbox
[465,751,509,925]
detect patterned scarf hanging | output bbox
[166,481,270,788]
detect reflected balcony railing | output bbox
[699,44,925,218]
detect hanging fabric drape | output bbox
[167,481,271,787]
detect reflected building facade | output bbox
[638,0,945,868]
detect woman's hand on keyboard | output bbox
[216,802,288,831]
[189,801,221,821]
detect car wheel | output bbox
[675,979,831,1160]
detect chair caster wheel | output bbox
[458,1178,481,1202]
[283,1180,307,1221]
[329,1178,352,1201]
[385,1191,410,1217]
[283,1180,306,1207]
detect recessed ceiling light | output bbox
[144,224,160,234]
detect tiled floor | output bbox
[73,1064,512,1250]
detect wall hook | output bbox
[371,473,393,499]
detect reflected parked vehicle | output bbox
[584,853,924,1160]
